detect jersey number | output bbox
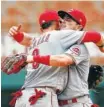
[32,48,39,69]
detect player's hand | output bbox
[26,55,34,63]
[9,25,21,37]
[96,36,104,52]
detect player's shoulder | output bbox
[45,30,61,40]
[59,29,84,34]
[70,44,89,56]
[48,30,75,38]
[58,29,76,35]
[46,29,77,36]
[47,29,74,35]
[70,44,87,50]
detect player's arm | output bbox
[59,30,104,52]
[81,31,104,52]
[96,36,104,52]
[27,54,74,67]
[8,25,32,47]
[90,52,104,65]
[49,54,74,66]
[27,45,86,67]
[91,56,104,65]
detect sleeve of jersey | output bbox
[59,30,85,50]
[65,45,89,65]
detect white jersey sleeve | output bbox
[65,44,89,65]
[58,30,85,50]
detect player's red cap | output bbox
[39,10,59,26]
[58,9,86,28]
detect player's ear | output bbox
[77,25,83,31]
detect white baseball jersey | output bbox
[58,44,90,100]
[22,30,84,92]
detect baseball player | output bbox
[7,10,103,107]
[26,9,103,107]
[8,10,68,107]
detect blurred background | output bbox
[1,1,104,107]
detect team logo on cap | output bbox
[68,9,74,12]
[42,20,46,23]
[80,19,82,22]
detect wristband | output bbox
[33,55,50,65]
[13,32,24,43]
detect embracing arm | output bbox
[60,30,104,53]
[49,54,74,66]
[81,31,104,52]
[91,55,104,65]
[27,54,74,67]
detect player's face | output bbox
[60,15,82,31]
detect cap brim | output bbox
[58,10,80,25]
[58,10,73,19]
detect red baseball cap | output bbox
[58,9,86,28]
[39,10,59,26]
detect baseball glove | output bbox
[1,53,27,75]
[88,65,103,89]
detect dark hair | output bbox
[41,21,55,29]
